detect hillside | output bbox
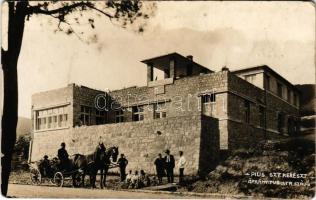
[296,84,315,116]
[17,117,31,137]
[186,136,315,199]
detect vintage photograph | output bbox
[1,0,315,199]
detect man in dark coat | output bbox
[154,153,164,184]
[164,149,175,183]
[40,155,50,177]
[117,154,128,181]
[57,142,69,171]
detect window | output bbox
[132,106,144,121]
[80,105,91,125]
[59,114,68,127]
[245,74,256,84]
[244,100,250,123]
[52,116,58,128]
[259,106,265,127]
[265,75,270,90]
[201,93,216,117]
[47,116,52,129]
[154,102,167,119]
[96,110,106,125]
[35,106,68,130]
[115,110,124,123]
[37,117,46,130]
[202,93,216,103]
[287,88,291,102]
[277,82,283,98]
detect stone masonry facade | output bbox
[30,53,300,175]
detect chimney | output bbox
[186,55,193,61]
[221,66,230,72]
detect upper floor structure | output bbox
[233,65,300,108]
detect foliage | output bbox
[14,135,30,159]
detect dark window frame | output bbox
[259,106,265,127]
[244,100,250,124]
[202,93,216,104]
[132,106,144,121]
[115,109,124,123]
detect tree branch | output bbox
[27,2,88,16]
[84,4,114,19]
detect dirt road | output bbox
[7,184,198,198]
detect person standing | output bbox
[117,154,128,181]
[154,153,164,184]
[177,151,186,184]
[57,142,69,171]
[40,155,50,177]
[164,149,175,183]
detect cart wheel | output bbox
[72,172,82,187]
[54,172,64,187]
[30,168,42,185]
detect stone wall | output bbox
[107,71,229,121]
[31,115,219,175]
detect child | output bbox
[125,170,133,184]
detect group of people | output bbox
[154,150,186,184]
[117,149,186,188]
[42,143,187,188]
[125,170,151,189]
[39,142,69,176]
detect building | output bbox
[30,52,300,175]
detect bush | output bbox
[14,135,30,160]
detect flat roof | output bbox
[141,52,213,72]
[232,65,300,93]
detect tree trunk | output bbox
[1,1,27,196]
[1,64,18,196]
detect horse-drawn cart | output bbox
[29,162,82,187]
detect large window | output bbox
[35,106,68,130]
[244,100,250,124]
[80,105,92,125]
[115,109,124,123]
[154,102,167,119]
[132,106,144,121]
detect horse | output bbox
[70,144,119,188]
[99,145,119,188]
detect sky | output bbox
[1,1,315,118]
